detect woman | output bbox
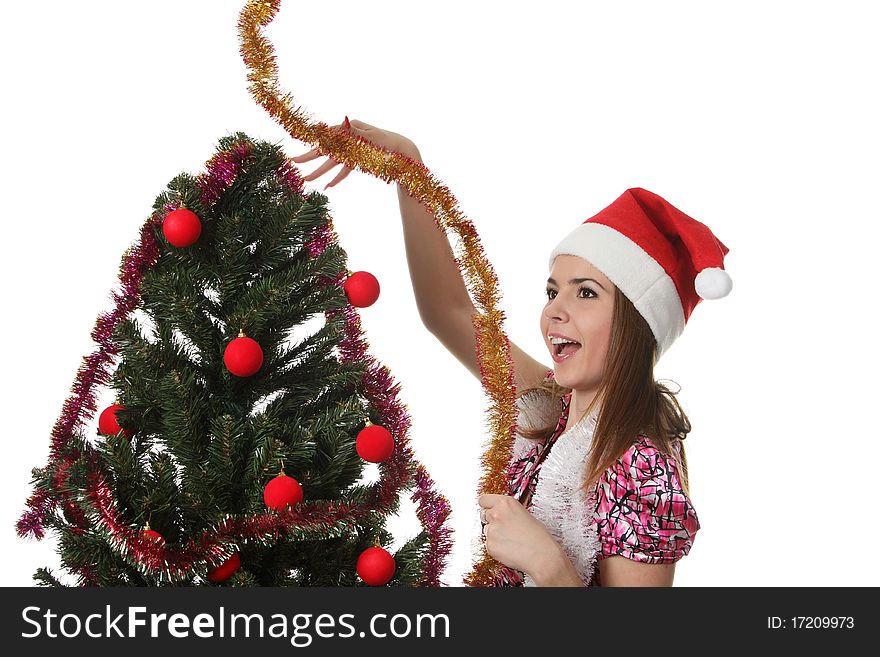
[293,118,732,586]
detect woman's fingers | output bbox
[292,119,371,186]
[291,148,322,163]
[348,118,372,131]
[292,121,347,162]
[301,157,340,182]
[324,165,353,189]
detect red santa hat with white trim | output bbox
[549,187,731,362]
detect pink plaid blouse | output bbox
[490,371,700,587]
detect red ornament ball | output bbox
[141,528,165,546]
[357,546,396,586]
[224,335,263,377]
[343,271,380,308]
[263,474,303,510]
[98,404,131,438]
[207,552,240,583]
[356,425,395,463]
[162,208,202,247]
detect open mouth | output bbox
[553,341,582,357]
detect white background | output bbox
[2,0,877,586]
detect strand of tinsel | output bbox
[85,453,375,583]
[411,465,454,587]
[238,0,515,586]
[16,214,161,541]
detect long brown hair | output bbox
[517,286,693,497]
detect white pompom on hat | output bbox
[549,187,731,362]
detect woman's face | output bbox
[540,255,615,391]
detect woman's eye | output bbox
[545,287,596,299]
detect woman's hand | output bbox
[478,493,566,578]
[291,118,420,189]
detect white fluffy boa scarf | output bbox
[511,388,601,587]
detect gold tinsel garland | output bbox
[237,0,518,585]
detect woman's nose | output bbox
[544,297,567,321]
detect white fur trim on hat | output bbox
[549,222,685,361]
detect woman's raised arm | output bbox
[293,119,551,392]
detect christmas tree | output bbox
[16,132,452,587]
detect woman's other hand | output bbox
[478,493,564,576]
[291,118,420,189]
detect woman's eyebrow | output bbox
[546,276,608,292]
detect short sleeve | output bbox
[593,437,700,564]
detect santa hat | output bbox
[548,187,731,361]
